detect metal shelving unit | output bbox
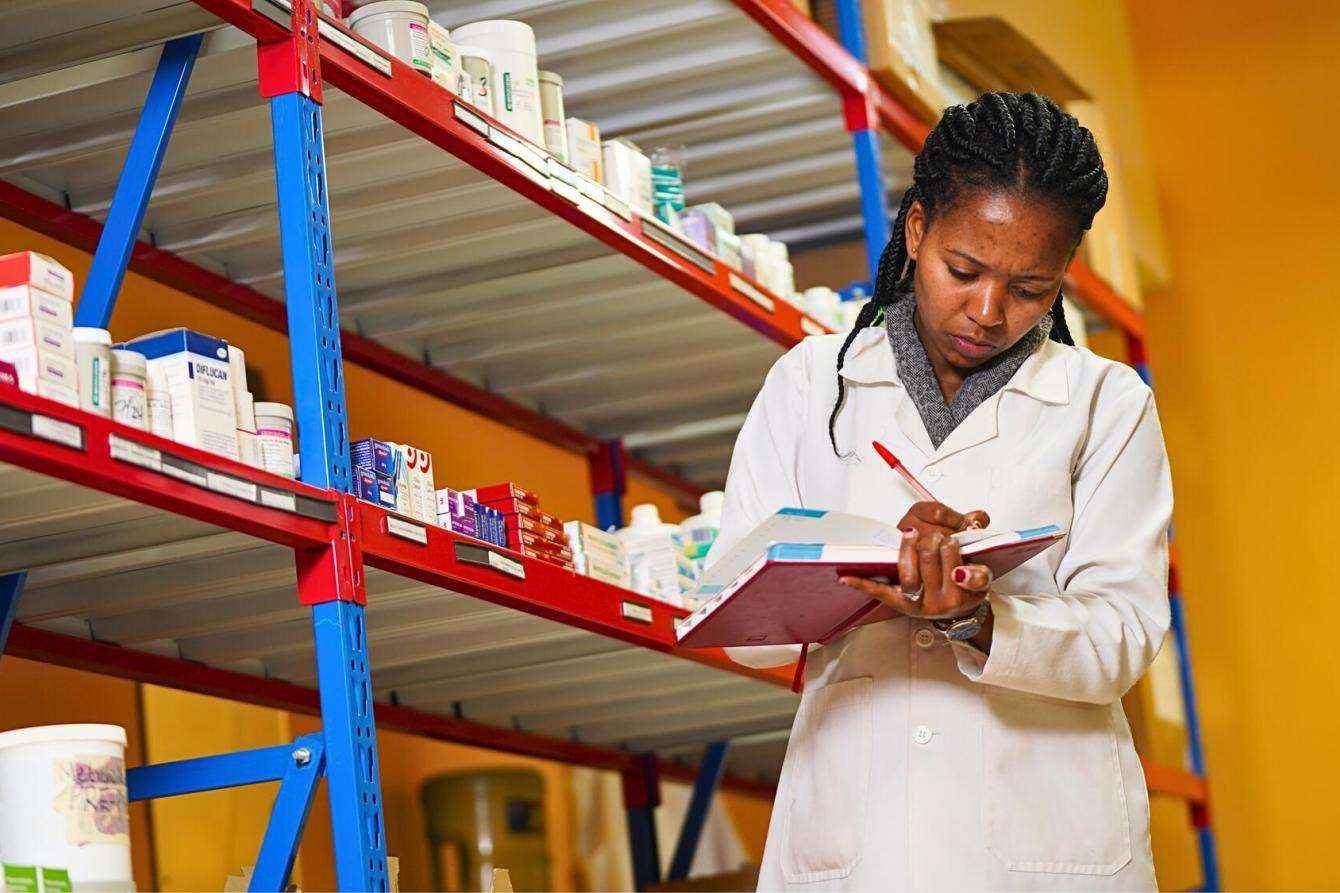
[0,0,1214,889]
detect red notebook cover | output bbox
[676,531,1063,649]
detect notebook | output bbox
[675,508,1065,650]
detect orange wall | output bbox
[1124,2,1340,888]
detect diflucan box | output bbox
[124,328,239,460]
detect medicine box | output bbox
[0,252,74,301]
[602,139,653,216]
[0,317,73,357]
[36,380,79,408]
[0,286,74,327]
[468,482,540,506]
[351,438,396,476]
[124,328,239,460]
[565,117,602,182]
[0,346,77,393]
[354,467,397,509]
[0,359,16,389]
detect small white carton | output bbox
[0,251,74,301]
[36,380,79,408]
[0,345,78,392]
[566,117,602,182]
[0,316,74,358]
[601,138,653,215]
[0,285,74,327]
[124,328,239,460]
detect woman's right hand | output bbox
[896,501,989,538]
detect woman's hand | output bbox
[838,501,994,620]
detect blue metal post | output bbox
[0,571,26,658]
[622,755,662,892]
[592,439,626,530]
[251,736,327,892]
[667,741,730,881]
[270,87,387,890]
[75,35,202,329]
[835,0,891,284]
[1130,344,1219,890]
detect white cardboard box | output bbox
[566,117,602,182]
[0,251,74,301]
[0,344,78,393]
[36,380,79,408]
[0,316,74,358]
[0,285,74,327]
[601,138,652,215]
[124,328,239,460]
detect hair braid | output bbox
[827,91,1109,456]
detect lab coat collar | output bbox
[837,325,1071,405]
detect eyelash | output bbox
[949,266,1045,298]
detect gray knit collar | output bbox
[884,287,1052,448]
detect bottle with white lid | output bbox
[71,327,112,417]
[538,70,569,163]
[348,1,432,76]
[680,490,724,561]
[451,20,544,145]
[254,401,295,479]
[109,349,148,430]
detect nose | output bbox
[965,283,1006,329]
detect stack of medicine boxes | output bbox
[352,438,437,523]
[0,252,78,407]
[564,521,631,588]
[435,487,505,548]
[467,483,572,569]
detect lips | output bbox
[951,334,996,359]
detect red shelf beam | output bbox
[3,624,777,799]
[0,386,335,549]
[356,501,795,690]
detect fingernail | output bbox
[952,567,968,584]
[903,528,916,539]
[970,519,983,529]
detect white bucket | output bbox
[0,724,134,891]
[451,20,544,145]
[348,1,431,77]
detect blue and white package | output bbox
[124,327,238,460]
[350,438,396,476]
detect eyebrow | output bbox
[946,249,1055,282]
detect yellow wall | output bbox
[1124,2,1340,888]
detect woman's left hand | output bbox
[839,527,993,619]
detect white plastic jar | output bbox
[0,724,133,891]
[254,402,295,479]
[457,44,496,116]
[348,1,431,77]
[109,349,148,430]
[71,327,112,418]
[452,20,544,145]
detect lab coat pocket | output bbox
[780,676,873,883]
[982,687,1131,875]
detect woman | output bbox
[711,93,1171,890]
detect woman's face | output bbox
[906,188,1076,372]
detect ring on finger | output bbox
[902,582,924,602]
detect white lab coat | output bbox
[709,327,1171,891]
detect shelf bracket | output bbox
[668,740,731,881]
[127,735,325,892]
[76,34,202,329]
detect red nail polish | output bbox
[952,567,967,584]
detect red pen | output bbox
[871,440,938,503]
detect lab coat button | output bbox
[913,725,933,745]
[914,628,935,648]
[924,467,942,482]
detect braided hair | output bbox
[828,91,1109,455]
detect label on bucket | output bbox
[53,755,129,846]
[1,865,74,893]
